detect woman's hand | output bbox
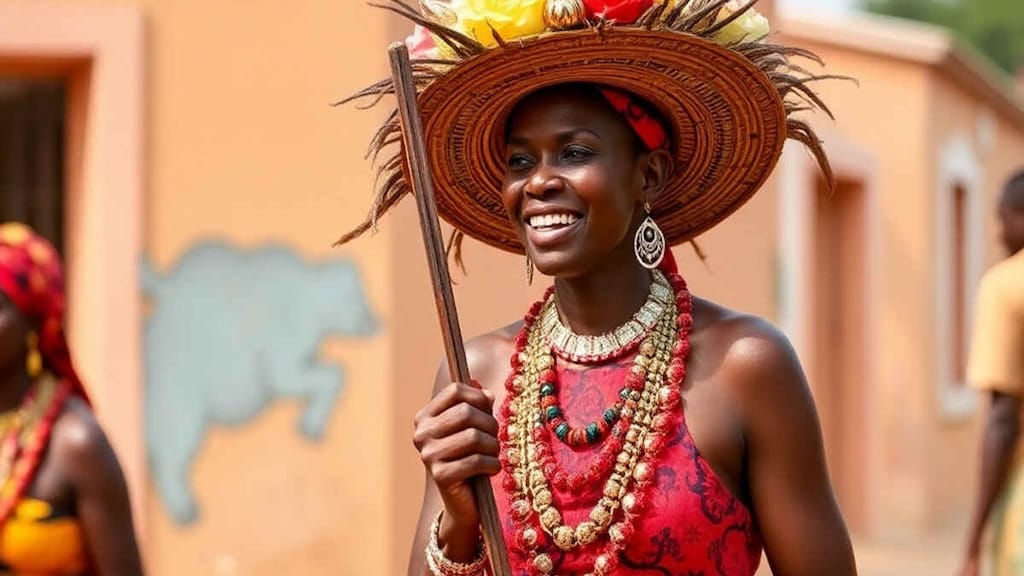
[412,380,500,561]
[406,330,517,576]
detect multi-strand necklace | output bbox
[499,270,693,575]
[535,271,672,453]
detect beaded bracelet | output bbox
[425,510,488,576]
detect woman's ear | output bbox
[641,148,673,203]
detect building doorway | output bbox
[0,77,66,251]
[811,176,869,534]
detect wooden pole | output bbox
[387,42,512,576]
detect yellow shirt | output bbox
[969,249,1024,395]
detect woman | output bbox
[0,223,143,575]
[341,0,857,573]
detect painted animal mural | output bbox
[142,243,379,524]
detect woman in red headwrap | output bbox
[0,222,143,575]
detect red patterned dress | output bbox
[493,358,762,575]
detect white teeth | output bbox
[529,213,579,228]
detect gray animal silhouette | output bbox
[142,242,379,524]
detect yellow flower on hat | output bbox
[0,223,30,246]
[450,0,547,47]
[712,0,770,44]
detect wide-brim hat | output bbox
[338,0,833,256]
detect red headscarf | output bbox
[599,87,670,152]
[0,223,88,403]
[598,88,680,274]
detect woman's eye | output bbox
[507,154,532,169]
[563,146,594,162]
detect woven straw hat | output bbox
[338,0,833,256]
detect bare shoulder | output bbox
[691,303,852,572]
[691,297,808,411]
[433,320,525,396]
[49,396,121,478]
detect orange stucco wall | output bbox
[3,0,399,574]
[925,70,1024,529]
[129,1,399,573]
[781,20,1024,541]
[0,0,147,546]
[776,36,939,537]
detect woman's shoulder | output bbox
[423,319,525,397]
[467,320,524,351]
[462,320,524,393]
[49,395,121,480]
[692,296,792,351]
[52,396,103,448]
[690,297,806,405]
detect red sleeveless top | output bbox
[493,357,762,575]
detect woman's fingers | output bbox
[430,454,503,486]
[414,382,497,449]
[419,426,500,465]
[415,382,493,422]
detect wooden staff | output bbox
[387,43,512,576]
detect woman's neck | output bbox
[552,245,653,337]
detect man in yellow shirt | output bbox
[961,170,1024,576]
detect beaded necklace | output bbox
[499,271,693,575]
[541,270,672,365]
[0,375,73,524]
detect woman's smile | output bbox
[522,206,585,248]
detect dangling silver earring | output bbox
[526,254,534,286]
[634,203,665,270]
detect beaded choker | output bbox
[539,270,673,364]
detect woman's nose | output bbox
[524,160,564,197]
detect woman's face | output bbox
[0,291,31,378]
[501,85,669,277]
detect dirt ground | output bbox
[754,530,964,575]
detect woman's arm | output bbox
[407,332,511,576]
[53,400,145,576]
[724,319,857,575]
[408,369,499,576]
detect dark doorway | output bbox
[0,78,66,252]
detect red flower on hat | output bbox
[581,0,654,24]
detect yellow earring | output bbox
[26,332,42,379]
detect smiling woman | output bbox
[338,1,857,575]
[501,84,672,279]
